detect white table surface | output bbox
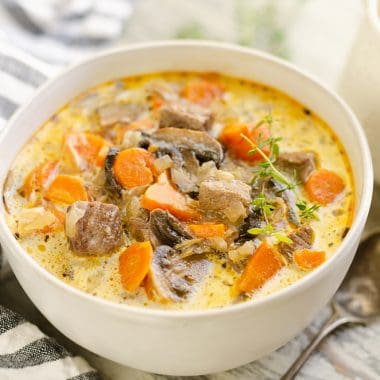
[2,0,380,378]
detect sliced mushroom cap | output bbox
[104,147,122,197]
[148,245,210,302]
[149,209,193,247]
[149,127,224,166]
[170,149,200,194]
[237,208,265,243]
[269,179,300,226]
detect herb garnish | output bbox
[241,133,295,190]
[251,192,275,222]
[296,200,320,220]
[248,224,293,244]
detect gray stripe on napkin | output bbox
[0,306,25,334]
[0,53,46,86]
[0,95,18,119]
[68,371,103,380]
[0,337,72,368]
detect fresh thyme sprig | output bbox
[251,192,275,223]
[248,224,293,244]
[241,133,295,190]
[296,200,320,221]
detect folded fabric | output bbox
[0,306,100,380]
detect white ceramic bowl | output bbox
[0,41,373,376]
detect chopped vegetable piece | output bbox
[220,123,270,162]
[305,169,345,205]
[188,223,226,238]
[237,241,285,293]
[119,241,153,292]
[21,161,59,198]
[17,207,58,235]
[64,132,110,169]
[113,148,155,189]
[181,79,224,106]
[142,174,200,221]
[294,249,326,270]
[115,118,154,144]
[149,92,165,112]
[44,175,88,204]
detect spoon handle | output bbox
[281,302,364,380]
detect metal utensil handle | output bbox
[281,303,364,380]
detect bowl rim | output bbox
[0,40,373,319]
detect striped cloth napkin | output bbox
[0,1,134,378]
[0,46,101,380]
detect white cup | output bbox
[338,0,380,181]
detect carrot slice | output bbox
[64,132,110,169]
[294,249,326,270]
[188,223,226,238]
[219,123,270,162]
[113,148,155,189]
[21,161,59,198]
[119,241,153,292]
[44,175,88,204]
[141,176,200,221]
[305,169,345,205]
[181,79,224,106]
[237,241,285,293]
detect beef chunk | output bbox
[159,103,214,131]
[66,201,123,256]
[199,180,251,221]
[276,152,317,183]
[96,103,142,127]
[278,226,314,260]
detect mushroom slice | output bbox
[151,127,224,166]
[170,149,200,194]
[147,245,210,302]
[269,179,300,226]
[149,209,193,247]
[104,147,122,197]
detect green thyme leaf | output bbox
[296,200,320,220]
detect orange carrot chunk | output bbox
[294,249,326,270]
[219,123,270,162]
[113,148,155,189]
[44,175,88,204]
[141,177,200,221]
[237,241,285,293]
[305,169,345,205]
[64,132,110,169]
[181,79,224,107]
[119,241,153,292]
[188,223,226,238]
[21,160,59,198]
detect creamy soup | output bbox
[3,72,354,310]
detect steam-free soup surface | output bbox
[3,72,353,310]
